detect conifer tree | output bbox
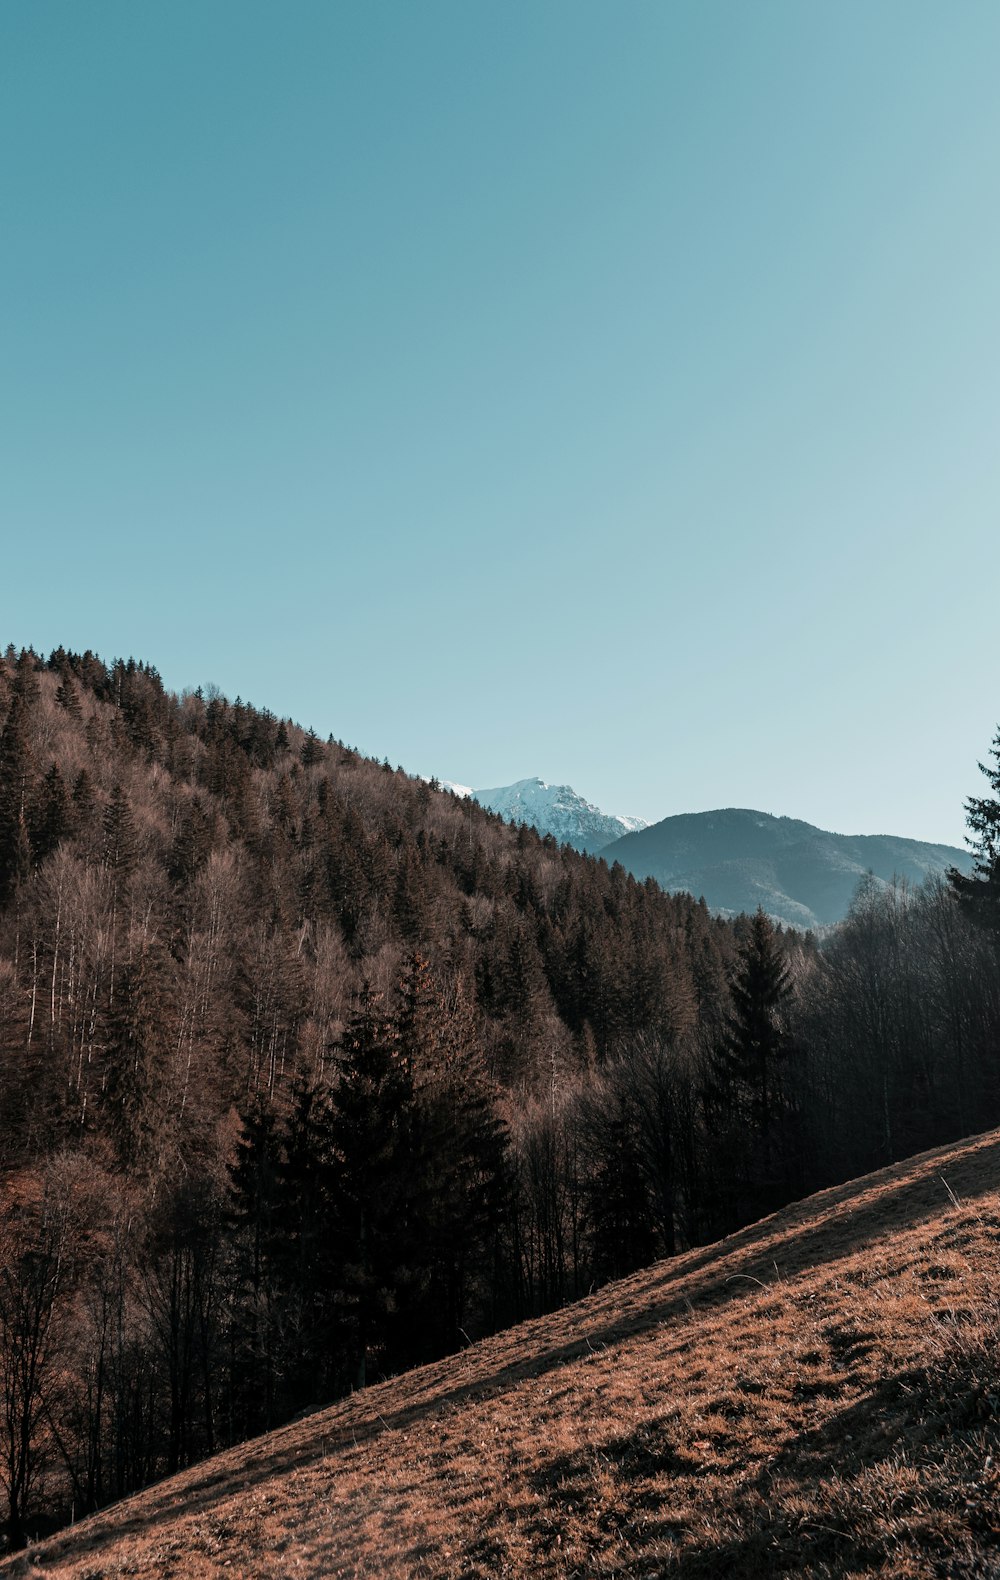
[584,1104,656,1282]
[102,785,138,876]
[54,676,82,717]
[32,764,71,864]
[706,908,796,1227]
[10,650,39,707]
[949,726,1000,938]
[167,797,215,887]
[273,1076,339,1408]
[70,768,97,835]
[300,729,324,768]
[327,986,414,1387]
[718,909,793,1133]
[395,956,506,1361]
[103,950,166,1168]
[0,696,34,906]
[228,1097,284,1432]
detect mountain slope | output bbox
[13,1127,1000,1579]
[602,807,973,929]
[468,777,647,853]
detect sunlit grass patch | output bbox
[8,1128,1000,1579]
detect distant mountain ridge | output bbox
[434,776,972,930]
[601,807,973,931]
[440,776,647,854]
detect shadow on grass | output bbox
[11,1131,1000,1576]
[534,1358,999,1578]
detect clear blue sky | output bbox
[3,2,999,847]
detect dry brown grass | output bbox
[7,1129,1000,1578]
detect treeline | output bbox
[0,645,998,1549]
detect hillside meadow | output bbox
[6,1126,999,1579]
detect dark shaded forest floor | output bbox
[7,1128,1000,1578]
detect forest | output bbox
[0,644,998,1550]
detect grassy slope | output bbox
[8,1132,1000,1579]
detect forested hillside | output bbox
[0,645,998,1550]
[11,1128,1000,1580]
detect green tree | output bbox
[705,908,796,1228]
[327,986,414,1388]
[71,768,97,828]
[273,1077,339,1409]
[103,950,167,1169]
[584,1097,656,1283]
[102,785,138,877]
[720,909,793,1134]
[949,727,1000,937]
[32,763,71,864]
[300,728,324,768]
[227,1097,284,1433]
[395,956,506,1362]
[0,695,34,905]
[167,796,215,887]
[54,676,82,717]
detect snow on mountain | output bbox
[470,777,648,854]
[426,776,973,928]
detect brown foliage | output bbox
[7,1129,1000,1578]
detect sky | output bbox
[2,2,999,848]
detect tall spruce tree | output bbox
[54,675,81,717]
[396,956,506,1362]
[327,986,415,1388]
[102,784,138,876]
[103,949,166,1168]
[0,696,33,906]
[949,727,1000,938]
[719,909,793,1134]
[705,908,796,1228]
[228,1097,285,1433]
[274,1076,339,1409]
[32,764,71,865]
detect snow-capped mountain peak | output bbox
[469,776,647,854]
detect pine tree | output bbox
[54,676,81,717]
[395,956,506,1362]
[70,768,97,835]
[102,784,138,876]
[227,1097,284,1433]
[167,797,215,887]
[584,1106,656,1283]
[102,950,166,1168]
[707,908,796,1226]
[949,727,1000,937]
[717,909,792,1131]
[273,1076,339,1409]
[300,729,324,768]
[0,696,34,906]
[10,650,39,707]
[327,986,414,1387]
[32,764,71,864]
